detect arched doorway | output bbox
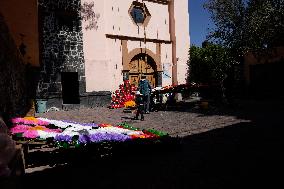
[129,54,157,88]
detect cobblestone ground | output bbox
[2,100,283,189]
[36,104,250,137]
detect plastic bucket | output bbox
[36,100,47,113]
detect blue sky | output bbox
[188,0,214,47]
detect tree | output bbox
[189,43,235,84]
[80,2,100,30]
[188,43,236,100]
[245,0,284,48]
[204,0,284,56]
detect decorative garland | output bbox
[10,117,168,148]
[117,122,168,137]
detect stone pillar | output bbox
[122,40,129,70]
[122,71,129,81]
[168,0,178,85]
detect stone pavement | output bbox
[2,100,283,189]
[36,104,250,137]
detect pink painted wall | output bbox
[174,0,190,84]
[82,0,190,92]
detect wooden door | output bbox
[129,58,156,88]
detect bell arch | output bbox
[128,53,157,87]
[123,48,162,72]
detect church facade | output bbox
[82,0,190,93]
[0,0,190,108]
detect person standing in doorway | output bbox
[138,75,152,114]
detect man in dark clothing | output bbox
[134,91,144,121]
[138,75,152,114]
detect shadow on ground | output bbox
[1,100,284,189]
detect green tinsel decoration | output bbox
[117,122,168,137]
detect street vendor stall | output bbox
[109,80,210,111]
[9,117,167,173]
[150,83,209,110]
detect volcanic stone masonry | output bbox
[37,0,86,99]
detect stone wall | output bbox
[37,0,86,98]
[46,91,112,110]
[37,0,112,108]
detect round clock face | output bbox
[130,7,145,24]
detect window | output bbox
[128,2,151,26]
[130,7,145,24]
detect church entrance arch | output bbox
[129,54,157,88]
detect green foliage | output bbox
[204,0,284,55]
[188,44,235,84]
[245,0,284,48]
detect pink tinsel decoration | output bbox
[23,130,39,139]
